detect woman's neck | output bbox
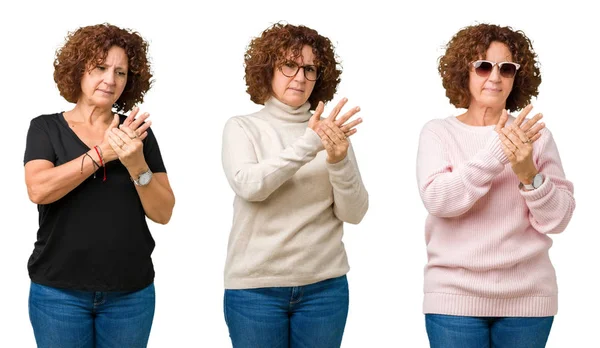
[65,102,113,126]
[458,105,504,126]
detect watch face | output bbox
[138,171,152,185]
[533,173,543,188]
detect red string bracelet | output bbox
[93,145,106,181]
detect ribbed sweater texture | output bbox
[222,98,369,289]
[417,116,575,316]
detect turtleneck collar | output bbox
[263,97,312,123]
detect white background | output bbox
[1,0,597,347]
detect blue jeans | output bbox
[224,275,349,348]
[425,314,554,348]
[29,281,155,348]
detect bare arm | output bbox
[25,153,101,204]
[109,125,175,224]
[24,113,152,205]
[131,171,175,225]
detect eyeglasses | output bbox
[472,60,521,78]
[279,60,320,81]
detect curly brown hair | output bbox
[244,23,341,110]
[53,23,152,112]
[438,23,541,112]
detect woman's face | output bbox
[468,41,515,110]
[271,45,317,108]
[79,45,129,110]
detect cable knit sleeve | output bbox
[222,117,323,202]
[521,128,575,234]
[326,142,369,224]
[416,122,509,218]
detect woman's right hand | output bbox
[495,104,545,142]
[100,107,152,164]
[495,105,546,182]
[308,98,363,137]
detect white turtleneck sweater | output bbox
[221,97,369,289]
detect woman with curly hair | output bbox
[24,23,174,347]
[221,23,368,347]
[416,23,575,347]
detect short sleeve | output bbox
[143,127,166,173]
[24,117,56,165]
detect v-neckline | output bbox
[59,112,94,150]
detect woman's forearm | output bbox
[522,130,575,234]
[222,119,322,202]
[417,129,508,217]
[25,149,104,205]
[132,172,175,224]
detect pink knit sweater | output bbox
[416,116,575,317]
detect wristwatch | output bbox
[133,169,153,186]
[519,173,543,190]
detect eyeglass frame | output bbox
[278,60,320,81]
[471,60,521,78]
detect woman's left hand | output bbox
[498,122,538,184]
[108,124,146,172]
[317,121,350,164]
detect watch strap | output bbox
[522,182,535,190]
[519,173,543,190]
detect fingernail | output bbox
[343,97,347,102]
[356,107,361,111]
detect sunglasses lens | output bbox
[474,61,493,77]
[500,63,517,78]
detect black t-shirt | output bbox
[24,113,167,292]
